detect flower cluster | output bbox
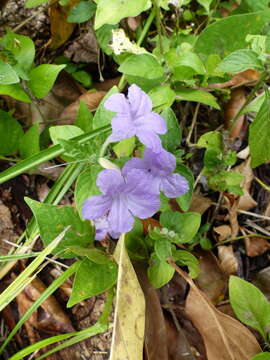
[82,84,189,240]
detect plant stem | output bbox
[152,0,163,54]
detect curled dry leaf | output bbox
[59,91,106,124]
[245,236,270,257]
[224,87,246,138]
[170,262,261,360]
[188,193,212,215]
[223,194,239,238]
[210,69,260,89]
[141,217,161,235]
[217,245,238,275]
[213,225,231,242]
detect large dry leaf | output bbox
[210,69,260,89]
[110,234,145,360]
[224,87,246,138]
[217,245,238,275]
[188,194,212,215]
[171,262,261,360]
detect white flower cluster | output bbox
[110,29,147,55]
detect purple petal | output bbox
[108,195,134,234]
[97,169,124,195]
[109,114,136,142]
[94,217,109,241]
[135,112,167,135]
[144,148,176,173]
[122,157,148,177]
[161,173,189,198]
[127,193,160,219]
[136,129,163,153]
[104,93,130,114]
[82,195,112,220]
[128,84,152,117]
[124,169,152,195]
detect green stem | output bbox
[152,0,163,54]
[0,155,20,162]
[215,233,270,246]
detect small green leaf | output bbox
[175,88,220,109]
[94,0,149,29]
[197,131,223,150]
[68,246,112,264]
[0,61,19,84]
[75,100,93,132]
[148,253,175,288]
[113,137,135,158]
[72,71,92,87]
[0,84,31,102]
[119,54,164,80]
[249,91,270,167]
[175,164,194,212]
[149,85,176,111]
[93,86,118,129]
[0,110,23,155]
[25,0,49,8]
[197,0,213,13]
[96,24,117,55]
[67,258,117,307]
[250,353,270,360]
[28,64,66,98]
[216,49,264,74]
[19,124,40,159]
[25,198,94,258]
[68,1,96,23]
[208,170,244,195]
[160,108,181,152]
[173,250,200,278]
[154,236,172,262]
[229,276,270,340]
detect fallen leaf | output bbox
[170,262,262,360]
[217,245,238,275]
[210,69,260,89]
[60,91,106,124]
[110,234,145,360]
[224,194,239,238]
[49,1,77,49]
[93,77,121,91]
[213,225,232,242]
[141,218,161,235]
[224,87,246,138]
[188,194,212,215]
[245,236,270,257]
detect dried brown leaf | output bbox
[213,225,231,242]
[188,194,212,215]
[64,29,99,63]
[210,69,260,89]
[224,87,246,138]
[224,194,239,238]
[170,262,261,360]
[217,245,238,275]
[245,236,270,257]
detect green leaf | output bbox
[94,0,149,29]
[160,108,181,152]
[154,236,172,262]
[68,246,112,264]
[148,253,175,288]
[67,258,117,307]
[68,1,96,23]
[0,61,19,84]
[149,85,176,111]
[197,130,223,150]
[208,170,244,195]
[175,88,220,109]
[196,0,213,13]
[249,91,270,167]
[175,164,194,211]
[0,110,23,155]
[28,64,66,98]
[216,49,264,74]
[244,93,265,114]
[75,165,101,217]
[96,24,117,55]
[19,124,40,159]
[72,71,92,87]
[113,137,135,158]
[25,198,94,258]
[25,0,49,8]
[166,48,205,75]
[0,83,31,102]
[250,353,270,360]
[195,10,270,56]
[244,0,270,11]
[0,31,35,79]
[75,100,93,132]
[173,250,200,278]
[93,86,118,129]
[119,54,164,80]
[229,276,270,340]
[160,211,201,243]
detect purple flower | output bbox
[104,84,167,152]
[82,169,160,235]
[123,148,189,198]
[93,217,120,240]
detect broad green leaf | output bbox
[250,353,270,360]
[67,258,117,306]
[160,108,181,152]
[71,70,92,87]
[208,170,244,195]
[166,48,205,75]
[0,61,19,84]
[125,74,165,92]
[25,0,49,8]
[75,100,93,132]
[195,10,270,56]
[93,86,118,129]
[113,137,135,158]
[175,88,220,109]
[28,64,66,98]
[75,165,101,217]
[125,218,147,261]
[249,91,270,167]
[50,125,84,144]
[175,164,194,211]
[160,211,201,243]
[197,0,213,13]
[119,54,164,79]
[67,1,96,23]
[0,84,31,102]
[68,246,112,264]
[110,234,145,359]
[0,110,23,155]
[0,31,35,79]
[244,0,270,11]
[19,124,40,159]
[197,130,223,150]
[148,253,175,288]
[244,93,265,114]
[149,85,176,111]
[95,0,149,29]
[216,49,264,73]
[25,198,94,258]
[229,276,270,340]
[173,250,200,278]
[154,236,172,262]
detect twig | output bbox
[186,103,200,147]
